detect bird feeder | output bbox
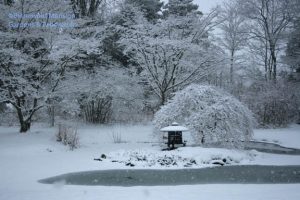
[160,122,188,149]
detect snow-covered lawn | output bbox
[0,124,300,200]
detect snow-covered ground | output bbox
[253,124,300,149]
[0,124,300,200]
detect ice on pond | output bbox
[39,165,300,186]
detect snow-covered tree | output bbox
[237,0,295,81]
[48,22,147,124]
[0,32,74,132]
[121,5,222,106]
[125,37,219,105]
[153,84,256,148]
[163,0,201,17]
[125,0,164,22]
[218,1,248,84]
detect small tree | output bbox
[153,84,256,148]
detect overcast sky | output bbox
[162,0,224,14]
[193,0,224,13]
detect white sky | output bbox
[194,0,224,13]
[162,0,224,14]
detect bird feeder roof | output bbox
[160,122,189,132]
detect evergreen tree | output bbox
[104,3,147,66]
[163,0,201,17]
[126,0,163,22]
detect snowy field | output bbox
[0,124,300,200]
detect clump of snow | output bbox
[98,147,257,169]
[154,84,256,148]
[160,123,189,132]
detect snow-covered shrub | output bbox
[110,130,123,143]
[56,124,80,150]
[242,80,300,127]
[153,84,256,148]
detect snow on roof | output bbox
[160,122,189,132]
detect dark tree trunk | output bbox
[15,98,36,133]
[230,50,234,84]
[71,0,101,19]
[160,91,166,106]
[271,50,277,82]
[79,0,87,17]
[20,120,31,133]
[48,104,55,127]
[88,0,101,18]
[264,38,269,81]
[268,40,277,82]
[16,107,31,132]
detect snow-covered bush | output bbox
[153,84,256,148]
[242,80,300,127]
[56,124,80,150]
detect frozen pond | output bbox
[245,141,300,155]
[39,165,300,186]
[205,141,300,155]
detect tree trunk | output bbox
[48,104,55,127]
[268,38,277,82]
[20,120,31,133]
[79,0,87,17]
[230,50,234,84]
[88,0,101,18]
[271,50,277,82]
[160,91,166,106]
[15,104,32,133]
